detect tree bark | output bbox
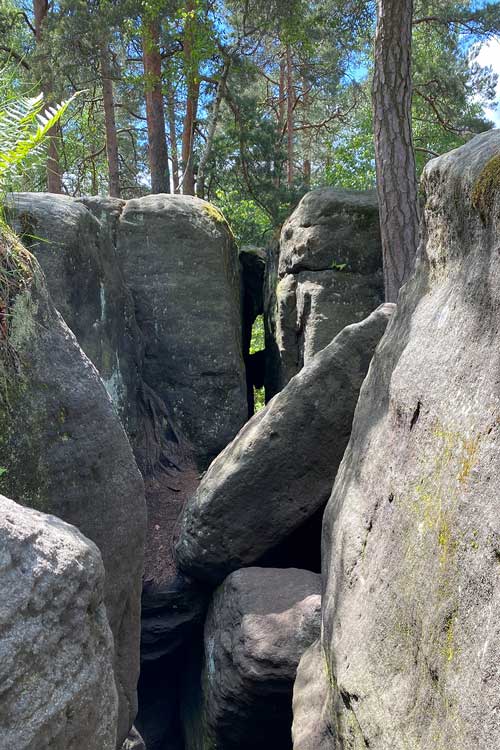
[278,54,286,129]
[196,61,230,199]
[181,0,199,196]
[100,43,121,198]
[143,17,170,194]
[286,44,294,187]
[33,0,62,194]
[372,0,420,302]
[302,70,311,187]
[166,80,180,192]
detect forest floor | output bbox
[143,464,200,585]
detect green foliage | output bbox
[250,314,265,412]
[249,314,264,355]
[0,90,78,192]
[213,189,272,246]
[0,0,497,236]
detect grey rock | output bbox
[176,304,394,585]
[0,239,146,746]
[0,494,117,750]
[292,640,334,750]
[121,727,146,750]
[266,188,383,392]
[6,193,142,441]
[117,194,247,466]
[279,188,381,276]
[184,567,321,750]
[321,130,500,749]
[141,573,209,662]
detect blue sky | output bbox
[476,38,500,126]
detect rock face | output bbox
[0,495,117,749]
[0,235,146,745]
[6,193,142,441]
[266,188,383,394]
[176,304,393,585]
[292,641,334,750]
[7,192,248,472]
[184,567,321,750]
[121,727,146,750]
[117,195,247,466]
[320,131,500,748]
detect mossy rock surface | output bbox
[471,152,500,222]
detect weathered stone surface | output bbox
[141,572,209,662]
[292,640,334,750]
[117,194,247,466]
[321,130,500,749]
[0,238,146,746]
[6,193,142,440]
[266,188,383,392]
[279,188,381,276]
[121,726,146,750]
[0,494,117,750]
[176,304,393,585]
[184,567,321,750]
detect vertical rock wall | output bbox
[265,188,383,396]
[0,233,146,746]
[319,130,500,748]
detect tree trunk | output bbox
[100,43,121,198]
[181,0,199,196]
[302,70,311,187]
[278,54,286,129]
[143,18,170,194]
[372,0,420,303]
[166,81,180,192]
[286,44,294,187]
[33,0,62,194]
[196,61,230,199]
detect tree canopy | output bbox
[0,0,498,243]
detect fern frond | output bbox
[0,91,79,189]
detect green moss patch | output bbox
[471,152,500,222]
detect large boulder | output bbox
[6,193,142,442]
[292,640,334,750]
[176,304,393,585]
[0,232,146,745]
[320,131,500,748]
[183,567,321,750]
[266,188,383,394]
[0,495,117,749]
[117,194,247,466]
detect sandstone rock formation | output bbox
[184,567,321,750]
[0,494,117,750]
[0,233,146,745]
[292,640,334,750]
[6,193,142,440]
[265,188,383,394]
[320,130,500,748]
[121,727,146,750]
[7,192,248,472]
[117,194,247,466]
[176,304,393,585]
